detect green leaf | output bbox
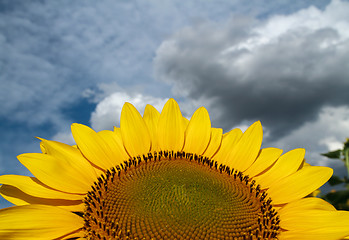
[328,175,345,186]
[321,150,341,159]
[322,190,349,210]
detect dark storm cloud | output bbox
[154,0,349,139]
[0,0,331,128]
[0,0,336,177]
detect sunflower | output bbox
[0,98,349,240]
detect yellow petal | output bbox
[61,230,85,239]
[224,121,263,172]
[0,205,83,240]
[143,104,161,151]
[182,116,189,130]
[302,162,312,168]
[17,153,92,194]
[279,230,349,240]
[203,128,223,159]
[267,166,333,204]
[279,208,349,238]
[39,141,46,153]
[213,128,243,165]
[0,185,30,206]
[244,148,283,177]
[113,126,121,136]
[157,98,185,152]
[0,175,83,200]
[253,148,305,188]
[279,197,336,213]
[38,138,98,183]
[97,130,129,164]
[183,107,211,154]
[0,185,83,212]
[71,124,126,170]
[120,103,151,157]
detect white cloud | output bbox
[268,105,349,166]
[320,137,343,151]
[53,90,216,146]
[90,92,169,131]
[0,0,337,177]
[0,0,335,133]
[152,0,349,172]
[51,131,75,146]
[270,105,349,149]
[154,0,349,138]
[253,0,349,47]
[1,0,331,129]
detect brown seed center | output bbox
[83,151,280,239]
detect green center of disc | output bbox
[130,160,252,227]
[83,154,280,239]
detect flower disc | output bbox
[83,152,280,239]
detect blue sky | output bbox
[1,0,349,207]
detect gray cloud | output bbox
[0,0,335,179]
[0,0,331,128]
[154,0,349,139]
[0,0,181,129]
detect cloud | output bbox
[90,92,169,131]
[0,0,336,178]
[53,88,220,144]
[266,105,349,179]
[1,0,178,130]
[154,0,349,139]
[269,105,349,153]
[0,0,331,128]
[52,89,170,143]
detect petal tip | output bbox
[298,148,306,155]
[253,120,262,130]
[71,123,85,132]
[122,102,134,110]
[324,166,334,177]
[165,98,179,108]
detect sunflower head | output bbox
[0,98,348,240]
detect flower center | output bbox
[82,151,280,239]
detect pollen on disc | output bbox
[82,152,280,239]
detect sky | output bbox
[1,0,349,207]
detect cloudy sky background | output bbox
[1,0,349,207]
